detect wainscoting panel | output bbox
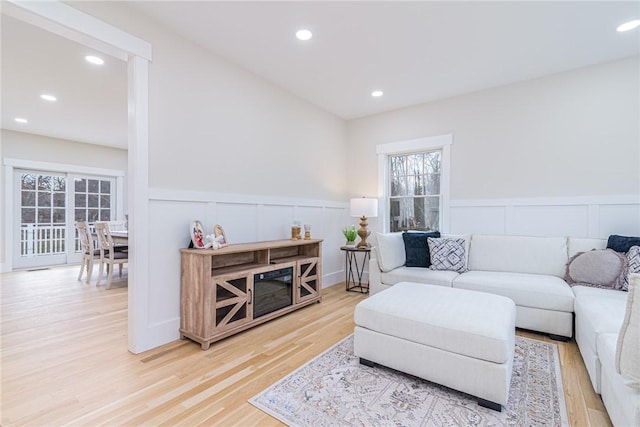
[322,206,350,285]
[262,205,296,241]
[449,206,506,235]
[449,195,640,238]
[148,189,349,289]
[146,191,350,346]
[148,200,208,326]
[509,205,589,237]
[295,206,325,238]
[599,204,640,237]
[216,203,259,243]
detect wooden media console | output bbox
[180,239,322,350]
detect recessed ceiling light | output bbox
[85,55,104,65]
[40,94,57,102]
[14,117,28,124]
[617,19,640,32]
[371,90,384,97]
[296,29,312,41]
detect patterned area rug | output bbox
[250,335,568,426]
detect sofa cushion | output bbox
[402,231,440,267]
[607,234,640,253]
[468,234,568,278]
[428,237,468,273]
[597,333,640,426]
[565,249,627,290]
[381,267,458,288]
[568,237,607,258]
[453,271,574,312]
[374,232,405,272]
[573,285,627,354]
[616,274,640,387]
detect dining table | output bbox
[110,230,129,245]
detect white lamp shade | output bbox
[350,197,378,218]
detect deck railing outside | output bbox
[19,223,104,257]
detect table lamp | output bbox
[350,197,378,248]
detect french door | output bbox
[13,169,116,269]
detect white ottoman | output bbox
[354,281,516,411]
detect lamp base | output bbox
[357,215,371,248]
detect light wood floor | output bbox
[1,266,611,426]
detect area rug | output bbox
[249,335,568,426]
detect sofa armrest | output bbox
[616,273,640,387]
[369,256,383,295]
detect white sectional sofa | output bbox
[369,232,639,426]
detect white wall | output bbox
[347,57,640,237]
[65,2,350,351]
[0,129,128,268]
[1,129,127,172]
[69,1,348,200]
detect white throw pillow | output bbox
[616,273,640,387]
[428,237,468,273]
[374,232,405,273]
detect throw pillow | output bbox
[623,246,640,291]
[615,273,640,387]
[428,237,467,273]
[607,235,640,254]
[374,232,406,272]
[565,249,627,290]
[403,231,441,267]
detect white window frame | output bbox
[377,134,452,233]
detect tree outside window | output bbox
[388,150,441,232]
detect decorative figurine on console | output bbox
[205,224,229,249]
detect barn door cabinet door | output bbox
[296,257,321,303]
[211,272,252,335]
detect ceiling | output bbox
[1,14,128,148]
[2,1,639,149]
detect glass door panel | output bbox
[14,171,67,268]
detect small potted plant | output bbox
[343,225,358,247]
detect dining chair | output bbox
[94,222,128,289]
[76,221,100,283]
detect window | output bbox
[74,177,113,224]
[377,135,451,233]
[389,151,441,232]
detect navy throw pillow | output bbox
[403,231,441,267]
[607,235,640,253]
